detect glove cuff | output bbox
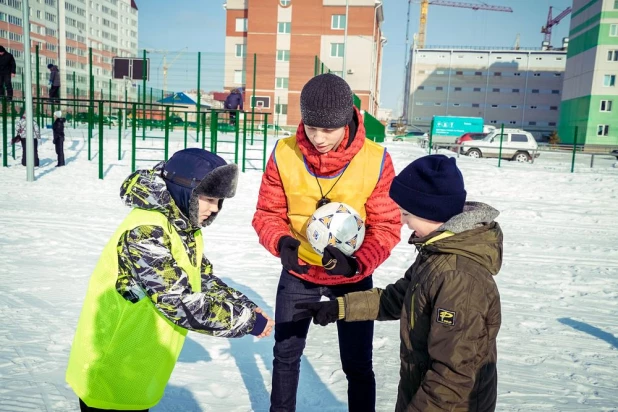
[336,297,346,320]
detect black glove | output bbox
[293,301,340,326]
[278,236,309,274]
[322,245,358,277]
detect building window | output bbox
[552,90,560,94]
[512,89,520,93]
[608,50,618,61]
[434,102,442,106]
[533,73,541,77]
[491,104,498,108]
[275,103,288,115]
[473,87,481,92]
[472,103,480,108]
[417,86,425,90]
[554,73,562,76]
[549,122,556,127]
[532,89,539,93]
[600,100,613,112]
[528,121,537,126]
[455,71,463,75]
[278,22,291,34]
[511,105,518,109]
[614,0,618,9]
[530,105,538,109]
[277,50,290,61]
[475,71,482,76]
[509,121,517,125]
[280,0,291,6]
[275,77,289,89]
[597,125,610,136]
[454,87,462,91]
[603,74,616,87]
[235,44,246,58]
[235,18,248,32]
[492,88,500,92]
[330,43,345,58]
[494,72,501,76]
[514,72,521,76]
[610,24,618,37]
[550,106,558,110]
[453,103,460,107]
[436,86,443,91]
[331,15,346,30]
[490,120,497,124]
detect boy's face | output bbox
[197,195,221,225]
[399,208,443,238]
[304,125,346,153]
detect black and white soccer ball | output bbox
[306,202,365,256]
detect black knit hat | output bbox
[300,73,354,128]
[0,46,5,53]
[389,155,467,223]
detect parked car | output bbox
[611,149,618,160]
[460,128,539,162]
[393,130,428,142]
[266,124,292,137]
[452,132,487,152]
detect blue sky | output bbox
[138,0,573,112]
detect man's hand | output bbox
[278,236,309,274]
[322,246,358,277]
[293,300,340,326]
[254,307,274,338]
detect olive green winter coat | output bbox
[342,202,503,412]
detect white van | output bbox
[460,128,539,162]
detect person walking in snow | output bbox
[0,45,16,100]
[224,88,243,126]
[66,148,274,412]
[252,73,401,412]
[52,110,65,167]
[12,113,40,167]
[47,64,61,103]
[296,155,503,412]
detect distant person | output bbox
[296,155,503,412]
[0,45,16,100]
[47,64,61,104]
[66,148,274,412]
[52,111,66,167]
[224,88,243,126]
[12,113,40,167]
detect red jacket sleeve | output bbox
[354,152,401,277]
[252,153,292,257]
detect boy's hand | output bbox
[293,301,340,326]
[254,307,274,338]
[278,236,309,274]
[322,246,358,277]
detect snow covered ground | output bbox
[1,127,617,411]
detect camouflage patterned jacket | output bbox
[116,162,259,337]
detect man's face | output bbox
[0,52,4,56]
[304,125,346,153]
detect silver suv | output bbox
[460,128,539,162]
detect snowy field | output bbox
[1,127,617,412]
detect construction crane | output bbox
[144,47,188,94]
[417,0,513,48]
[541,6,572,49]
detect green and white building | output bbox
[559,0,618,146]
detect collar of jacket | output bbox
[294,106,366,176]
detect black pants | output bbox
[49,86,60,103]
[55,138,65,166]
[19,138,40,167]
[0,74,13,99]
[79,399,149,412]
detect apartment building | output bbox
[0,0,138,100]
[559,0,618,146]
[224,0,385,126]
[408,47,568,137]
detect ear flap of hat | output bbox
[194,163,238,199]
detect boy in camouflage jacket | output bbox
[67,149,273,411]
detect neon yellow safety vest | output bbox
[66,208,203,410]
[274,136,385,266]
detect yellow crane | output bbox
[417,0,513,49]
[144,47,188,94]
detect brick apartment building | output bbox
[0,0,138,101]
[224,0,385,126]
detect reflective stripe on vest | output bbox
[275,136,385,266]
[66,208,203,410]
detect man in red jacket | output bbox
[252,73,401,412]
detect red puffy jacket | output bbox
[252,109,401,285]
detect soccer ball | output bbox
[306,202,365,257]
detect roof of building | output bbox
[157,92,212,107]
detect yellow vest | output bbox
[275,136,385,266]
[66,208,203,410]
